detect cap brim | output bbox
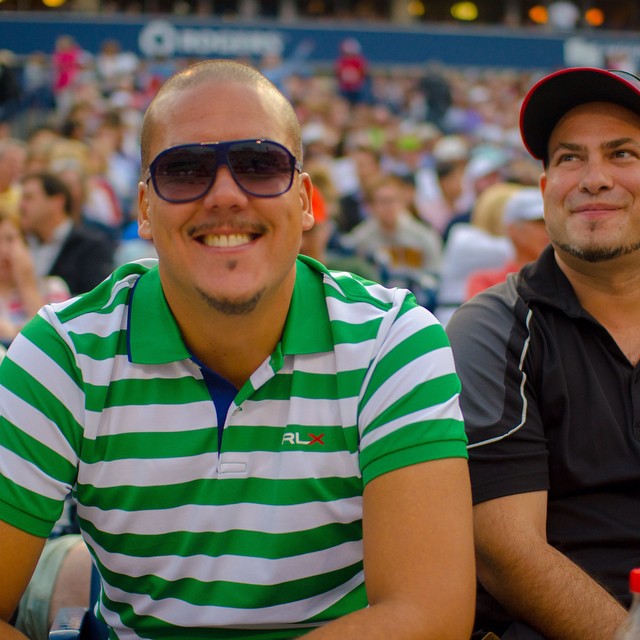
[520,67,640,160]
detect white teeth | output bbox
[201,234,252,248]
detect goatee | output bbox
[196,287,263,315]
[554,240,640,263]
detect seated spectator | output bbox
[415,134,472,235]
[25,128,62,175]
[343,174,442,275]
[470,181,524,236]
[95,38,140,99]
[434,223,513,327]
[0,49,22,125]
[20,52,55,119]
[465,186,548,299]
[0,58,475,640]
[19,171,114,295]
[334,145,384,233]
[442,144,511,243]
[0,207,69,345]
[433,181,521,326]
[0,138,27,218]
[342,174,442,308]
[48,146,123,245]
[447,65,640,640]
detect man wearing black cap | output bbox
[447,66,640,639]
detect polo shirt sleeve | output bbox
[0,311,83,537]
[357,291,468,486]
[446,285,550,505]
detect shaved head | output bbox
[140,59,302,175]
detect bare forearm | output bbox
[308,459,475,640]
[301,601,472,640]
[0,620,29,639]
[478,540,625,640]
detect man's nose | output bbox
[578,158,614,193]
[201,164,248,206]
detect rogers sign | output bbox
[138,20,285,58]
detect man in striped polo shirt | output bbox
[0,59,474,639]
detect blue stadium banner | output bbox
[0,12,639,70]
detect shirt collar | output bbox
[128,256,333,365]
[128,265,190,364]
[281,255,333,355]
[28,219,73,247]
[519,244,588,320]
[52,219,73,243]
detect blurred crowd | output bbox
[0,31,568,354]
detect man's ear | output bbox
[539,172,547,195]
[138,181,153,241]
[300,173,314,232]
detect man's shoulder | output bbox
[448,275,522,339]
[401,211,440,235]
[63,223,112,246]
[48,259,155,326]
[343,217,377,242]
[300,254,426,322]
[8,261,155,383]
[447,247,565,342]
[322,263,446,353]
[318,259,408,305]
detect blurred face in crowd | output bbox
[20,180,50,234]
[541,101,640,264]
[508,218,549,264]
[139,77,313,318]
[352,148,381,187]
[0,144,26,191]
[369,181,404,232]
[19,177,60,242]
[0,216,23,282]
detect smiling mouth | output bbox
[199,233,258,248]
[573,204,619,214]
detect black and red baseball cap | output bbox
[520,67,640,161]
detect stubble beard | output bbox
[551,215,640,262]
[196,286,264,315]
[196,258,265,316]
[554,239,640,263]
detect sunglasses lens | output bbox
[153,147,215,202]
[150,141,297,202]
[228,141,294,196]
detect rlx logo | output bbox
[282,432,325,445]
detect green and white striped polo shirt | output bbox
[0,255,467,639]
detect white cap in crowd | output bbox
[502,187,545,226]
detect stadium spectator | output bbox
[0,138,26,218]
[335,38,369,106]
[0,207,69,345]
[465,185,548,299]
[19,171,114,295]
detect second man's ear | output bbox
[137,181,153,241]
[300,174,315,232]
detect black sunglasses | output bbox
[147,139,302,203]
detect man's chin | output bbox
[196,287,264,316]
[554,240,640,263]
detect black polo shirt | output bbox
[447,245,640,626]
